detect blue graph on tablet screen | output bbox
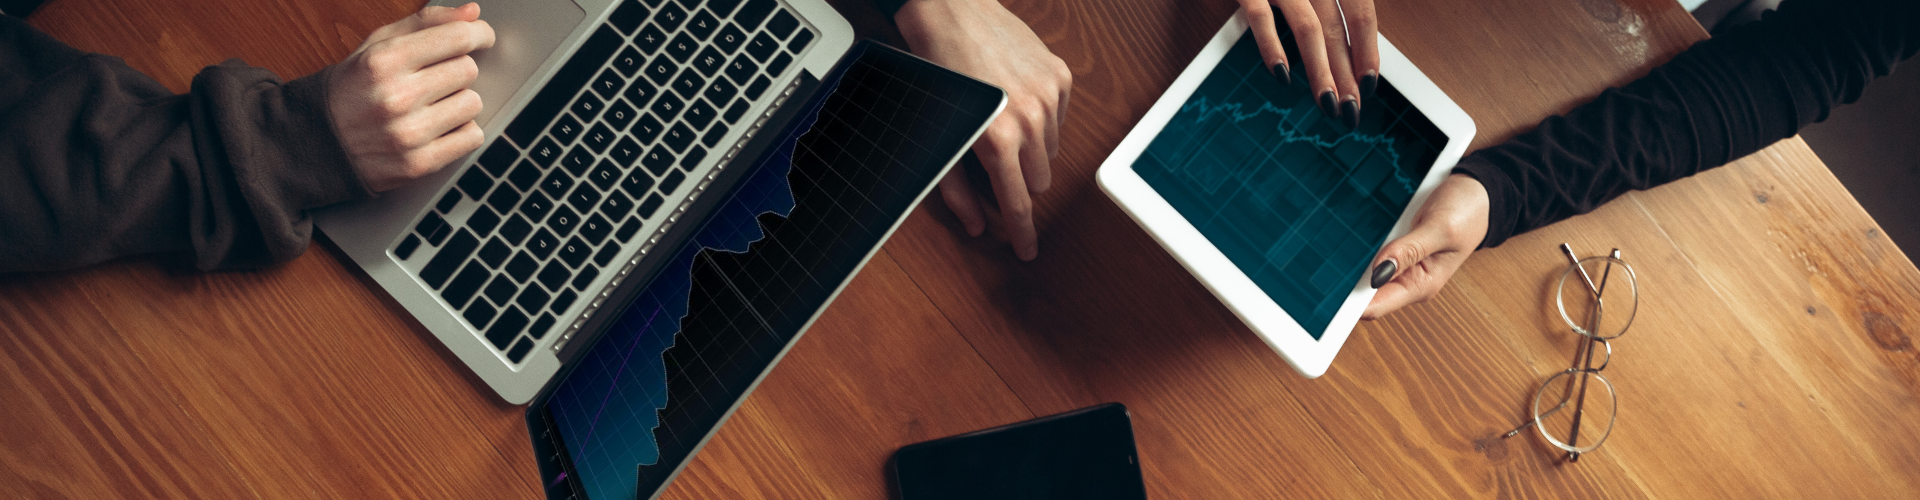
[1133,32,1445,336]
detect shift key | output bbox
[420,229,481,289]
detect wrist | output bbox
[894,0,995,50]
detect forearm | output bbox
[1456,0,1920,247]
[0,16,369,272]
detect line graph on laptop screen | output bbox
[540,43,1002,500]
[1132,32,1446,337]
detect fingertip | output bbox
[1018,241,1038,261]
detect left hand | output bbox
[895,0,1071,261]
[1363,173,1489,319]
[329,3,496,192]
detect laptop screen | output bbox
[534,42,1004,500]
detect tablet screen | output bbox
[1131,31,1446,337]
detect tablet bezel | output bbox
[1096,13,1475,378]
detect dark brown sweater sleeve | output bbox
[1453,0,1920,248]
[0,15,373,272]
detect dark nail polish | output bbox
[1370,259,1397,289]
[1319,91,1339,120]
[1341,98,1359,128]
[1360,72,1379,98]
[1269,62,1291,87]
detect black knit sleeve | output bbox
[0,15,372,272]
[1454,0,1920,248]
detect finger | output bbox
[382,17,496,72]
[1271,0,1336,121]
[1026,103,1055,194]
[1367,217,1449,290]
[1240,0,1294,87]
[413,54,481,107]
[977,126,1038,260]
[365,2,481,47]
[1307,0,1359,127]
[374,120,483,191]
[938,169,986,237]
[412,88,485,148]
[1344,0,1381,99]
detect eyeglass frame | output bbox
[1502,243,1638,463]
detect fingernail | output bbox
[1370,259,1397,289]
[1269,62,1291,87]
[1360,71,1379,98]
[1318,90,1339,120]
[1341,96,1360,128]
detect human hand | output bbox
[895,0,1071,261]
[329,3,496,192]
[1362,173,1489,319]
[1237,0,1377,128]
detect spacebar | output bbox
[504,24,623,147]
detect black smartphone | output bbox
[889,403,1148,500]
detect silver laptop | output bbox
[316,0,855,404]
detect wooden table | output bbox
[6,0,1918,497]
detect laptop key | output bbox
[703,77,738,107]
[663,123,696,153]
[529,137,564,167]
[621,169,656,199]
[610,137,644,168]
[664,32,698,63]
[765,52,792,78]
[455,169,491,201]
[468,205,503,237]
[548,205,582,237]
[650,92,685,122]
[416,211,448,240]
[706,0,744,17]
[632,113,665,143]
[420,229,479,289]
[625,76,660,108]
[478,237,510,268]
[483,273,519,306]
[612,46,646,78]
[582,123,616,154]
[539,170,574,199]
[570,91,604,122]
[604,99,639,131]
[558,237,592,268]
[464,296,498,330]
[589,160,623,191]
[685,9,719,40]
[634,24,668,54]
[714,23,747,54]
[442,260,490,309]
[788,27,814,53]
[615,216,644,242]
[516,284,551,316]
[680,146,708,170]
[548,114,583,145]
[734,0,777,30]
[702,122,729,147]
[488,184,524,215]
[550,289,579,315]
[722,97,749,124]
[683,99,717,131]
[642,145,677,174]
[724,54,758,85]
[671,70,706,100]
[505,251,539,282]
[506,336,534,363]
[561,146,594,176]
[528,314,557,340]
[643,54,679,87]
[601,189,637,220]
[653,2,687,32]
[478,140,519,176]
[484,307,529,350]
[637,194,665,219]
[396,234,422,260]
[520,191,556,221]
[571,264,600,290]
[536,260,571,290]
[593,240,622,266]
[590,68,626,100]
[580,213,614,245]
[568,184,603,210]
[692,47,726,77]
[743,75,771,100]
[744,32,778,62]
[527,228,560,259]
[659,170,686,194]
[507,160,542,191]
[765,9,798,39]
[499,214,533,245]
[608,0,649,34]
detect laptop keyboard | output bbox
[392,0,817,364]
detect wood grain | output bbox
[4,0,1916,498]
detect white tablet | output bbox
[1097,13,1475,377]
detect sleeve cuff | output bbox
[1452,154,1518,249]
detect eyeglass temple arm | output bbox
[1559,244,1623,300]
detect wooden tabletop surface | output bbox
[7,0,1919,498]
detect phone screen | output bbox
[890,403,1148,500]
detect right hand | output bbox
[1237,0,1378,128]
[1362,173,1489,320]
[329,3,496,192]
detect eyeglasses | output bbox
[1502,243,1639,462]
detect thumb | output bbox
[365,3,482,46]
[1367,220,1448,290]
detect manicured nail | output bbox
[1341,96,1360,128]
[1269,62,1291,87]
[1360,71,1379,98]
[1318,90,1339,120]
[1370,259,1397,289]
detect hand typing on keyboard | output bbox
[330,3,498,192]
[896,0,1071,262]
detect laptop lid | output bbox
[526,40,1008,500]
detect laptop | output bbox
[315,0,1000,405]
